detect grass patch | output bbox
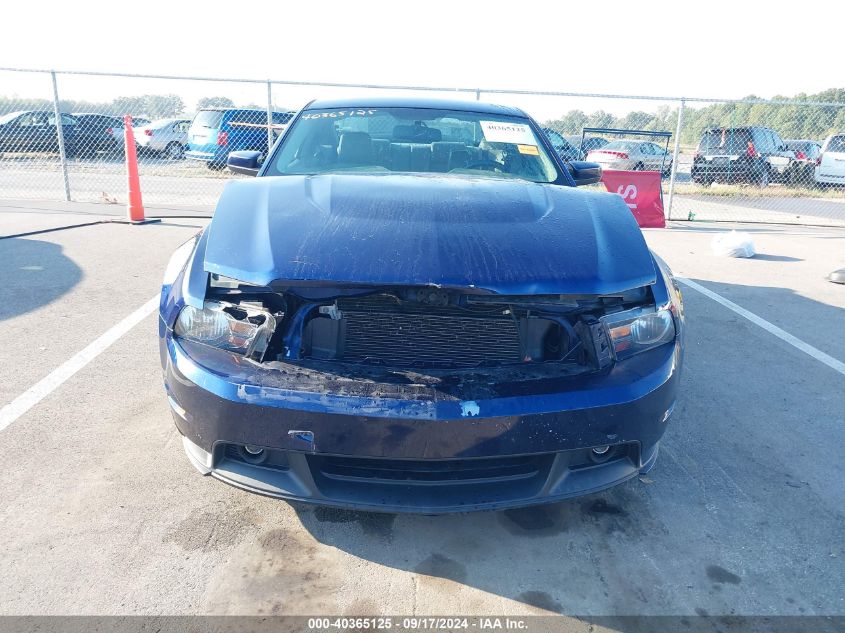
[668,183,845,199]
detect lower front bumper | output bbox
[815,170,845,185]
[185,150,224,164]
[692,162,790,183]
[163,333,680,512]
[594,160,634,171]
[181,435,660,513]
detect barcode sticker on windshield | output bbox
[480,121,535,145]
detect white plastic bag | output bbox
[711,231,756,258]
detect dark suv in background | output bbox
[72,113,125,157]
[541,128,582,161]
[691,126,795,187]
[0,110,79,156]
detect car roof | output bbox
[704,126,764,132]
[198,107,267,112]
[303,96,528,117]
[73,112,120,119]
[9,110,59,115]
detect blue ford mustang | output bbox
[159,97,684,513]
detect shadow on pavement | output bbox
[747,254,803,262]
[0,237,82,321]
[274,279,844,616]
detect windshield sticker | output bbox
[480,121,535,145]
[517,144,539,156]
[301,110,377,120]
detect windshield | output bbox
[192,110,224,129]
[699,129,753,154]
[266,107,560,183]
[544,129,575,150]
[599,141,640,152]
[826,136,845,153]
[785,141,806,152]
[0,111,24,125]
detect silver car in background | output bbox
[135,119,191,159]
[587,140,672,176]
[108,117,152,148]
[815,133,845,187]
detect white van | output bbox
[815,134,845,186]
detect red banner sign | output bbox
[600,170,666,228]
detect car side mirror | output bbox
[227,150,262,176]
[567,160,602,186]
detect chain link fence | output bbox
[2,68,845,226]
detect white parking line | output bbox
[0,295,159,433]
[677,277,845,377]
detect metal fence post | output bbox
[50,70,71,201]
[665,97,685,221]
[266,80,274,156]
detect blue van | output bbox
[186,108,293,169]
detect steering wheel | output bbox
[460,159,504,171]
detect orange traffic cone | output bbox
[123,115,158,225]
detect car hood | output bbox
[203,174,656,295]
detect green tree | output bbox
[585,110,614,129]
[111,96,147,116]
[617,111,654,130]
[197,96,236,109]
[111,94,184,118]
[145,94,184,117]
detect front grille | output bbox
[310,454,552,485]
[337,296,521,368]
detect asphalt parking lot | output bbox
[0,200,843,619]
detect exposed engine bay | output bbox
[204,277,659,382]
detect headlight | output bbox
[602,308,675,360]
[174,302,276,360]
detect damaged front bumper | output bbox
[162,331,680,513]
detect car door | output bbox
[14,112,52,152]
[49,113,79,155]
[163,121,178,144]
[72,115,97,152]
[646,143,665,170]
[652,142,670,171]
[175,120,190,144]
[768,130,791,175]
[0,112,31,150]
[637,142,655,169]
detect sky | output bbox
[1,0,843,121]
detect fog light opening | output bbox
[239,445,267,464]
[589,445,616,464]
